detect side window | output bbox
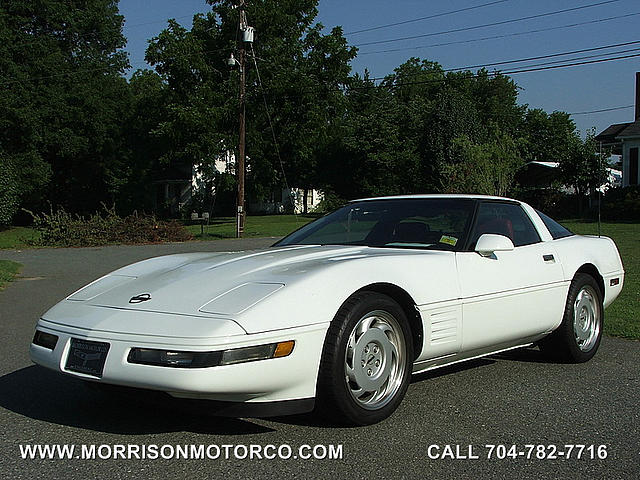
[470,202,541,248]
[535,210,574,240]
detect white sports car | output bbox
[30,195,624,425]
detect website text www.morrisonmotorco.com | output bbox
[19,443,344,461]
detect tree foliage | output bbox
[0,0,130,223]
[559,128,608,197]
[142,0,356,205]
[0,0,601,225]
[442,131,523,196]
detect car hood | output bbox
[62,245,372,318]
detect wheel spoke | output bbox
[356,315,374,336]
[388,341,398,359]
[377,322,392,334]
[572,285,601,352]
[345,363,357,384]
[343,309,407,411]
[350,386,364,397]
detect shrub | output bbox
[0,158,21,226]
[602,186,640,221]
[27,205,192,247]
[315,191,346,213]
[512,187,579,218]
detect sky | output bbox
[118,0,640,136]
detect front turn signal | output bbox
[273,340,295,358]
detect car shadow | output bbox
[0,366,275,435]
[489,345,560,364]
[270,358,500,429]
[410,357,496,383]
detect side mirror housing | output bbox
[475,233,514,257]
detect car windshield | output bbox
[275,198,476,251]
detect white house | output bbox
[595,72,640,187]
[194,152,324,214]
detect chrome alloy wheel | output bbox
[344,310,406,410]
[573,285,601,352]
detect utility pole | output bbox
[236,0,247,238]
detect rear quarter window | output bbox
[535,210,574,240]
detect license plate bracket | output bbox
[65,338,110,377]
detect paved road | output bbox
[0,240,638,479]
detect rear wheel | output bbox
[539,273,603,363]
[316,292,413,425]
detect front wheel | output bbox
[316,292,413,425]
[539,273,603,363]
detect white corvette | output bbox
[30,195,624,425]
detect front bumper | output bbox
[30,318,328,405]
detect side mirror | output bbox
[475,233,514,257]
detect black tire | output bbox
[315,291,414,425]
[539,273,603,363]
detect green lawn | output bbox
[187,214,317,240]
[0,216,317,249]
[1,216,637,339]
[0,226,39,249]
[560,220,639,340]
[0,260,21,290]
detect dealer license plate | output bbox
[65,338,110,377]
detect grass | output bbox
[0,226,39,249]
[0,216,637,339]
[186,214,317,240]
[0,260,21,290]
[560,220,639,340]
[0,216,318,249]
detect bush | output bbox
[0,159,20,226]
[315,191,346,213]
[602,186,640,221]
[512,187,579,218]
[28,205,193,247]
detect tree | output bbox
[559,129,608,210]
[321,73,420,199]
[441,131,523,196]
[0,0,130,221]
[119,69,171,213]
[144,0,356,209]
[519,109,578,164]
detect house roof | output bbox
[595,122,632,144]
[617,119,640,138]
[527,161,559,168]
[595,120,640,143]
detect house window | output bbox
[631,147,639,186]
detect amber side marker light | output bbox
[274,340,295,358]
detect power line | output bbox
[367,40,640,82]
[569,104,634,115]
[442,40,640,73]
[497,46,640,70]
[7,37,639,89]
[8,36,639,89]
[358,12,640,56]
[345,0,511,35]
[333,52,640,93]
[124,14,194,29]
[249,44,293,206]
[254,49,640,103]
[9,13,201,51]
[499,51,640,75]
[355,0,623,48]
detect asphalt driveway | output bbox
[0,240,638,479]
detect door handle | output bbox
[543,254,554,262]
